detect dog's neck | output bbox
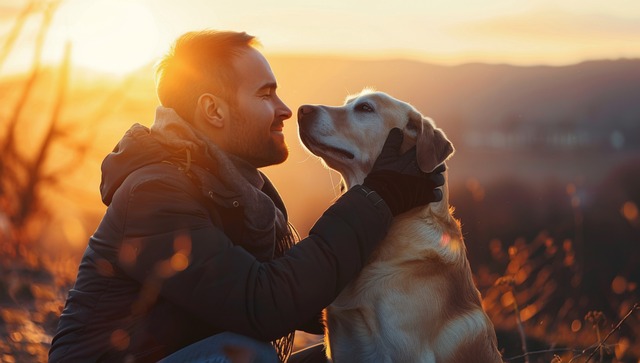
[343,170,368,191]
[346,171,465,266]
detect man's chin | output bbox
[270,148,289,166]
[249,147,289,168]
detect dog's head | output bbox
[297,90,454,188]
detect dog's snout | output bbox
[297,105,317,120]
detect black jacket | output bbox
[49,124,392,362]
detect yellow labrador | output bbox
[297,90,502,363]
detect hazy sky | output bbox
[1,0,639,74]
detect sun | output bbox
[52,0,160,75]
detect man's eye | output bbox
[355,103,374,112]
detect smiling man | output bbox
[49,30,445,363]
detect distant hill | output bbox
[258,57,640,234]
[267,56,640,151]
[8,57,640,151]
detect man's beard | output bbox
[227,108,288,168]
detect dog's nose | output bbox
[297,105,316,120]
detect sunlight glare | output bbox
[54,0,160,75]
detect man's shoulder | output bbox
[117,161,203,201]
[127,161,191,186]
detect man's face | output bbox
[224,48,292,168]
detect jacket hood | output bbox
[100,123,173,205]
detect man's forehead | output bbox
[233,48,277,89]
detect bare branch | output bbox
[15,39,71,228]
[0,0,60,170]
[0,0,38,75]
[566,302,639,363]
[583,303,639,363]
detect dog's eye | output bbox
[355,102,374,113]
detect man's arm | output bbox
[104,167,392,342]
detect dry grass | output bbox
[1,232,637,363]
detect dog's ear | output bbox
[405,109,455,172]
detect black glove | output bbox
[363,128,445,216]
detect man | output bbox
[49,30,444,362]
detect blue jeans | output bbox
[158,332,279,363]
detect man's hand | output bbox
[363,128,445,216]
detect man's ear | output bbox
[196,93,228,128]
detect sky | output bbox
[1,0,639,75]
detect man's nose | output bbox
[277,98,292,119]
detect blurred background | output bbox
[0,0,638,362]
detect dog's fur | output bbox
[297,90,502,363]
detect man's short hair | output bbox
[155,30,257,123]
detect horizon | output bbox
[2,52,639,80]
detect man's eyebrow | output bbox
[258,82,278,91]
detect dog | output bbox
[297,90,502,363]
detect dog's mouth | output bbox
[301,133,355,160]
[319,143,355,160]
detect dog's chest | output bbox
[328,216,444,327]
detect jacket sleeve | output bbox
[105,167,392,342]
